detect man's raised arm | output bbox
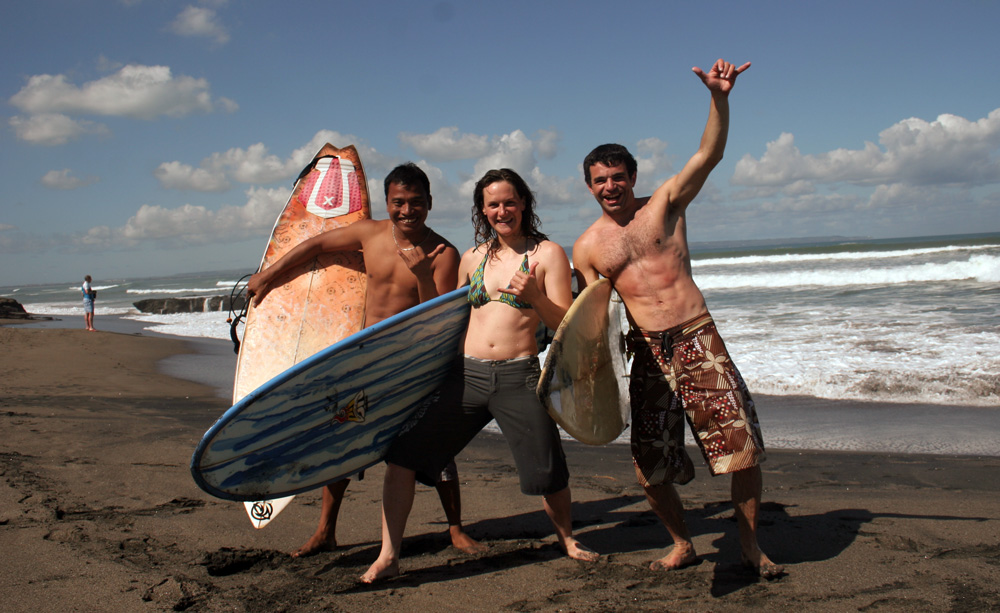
[660,58,750,210]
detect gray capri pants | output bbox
[386,355,569,496]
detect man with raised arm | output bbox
[248,163,485,558]
[572,59,782,578]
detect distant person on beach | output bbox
[572,58,783,578]
[361,168,599,584]
[82,275,96,331]
[247,163,484,558]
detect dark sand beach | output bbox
[2,321,999,611]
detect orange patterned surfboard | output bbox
[233,143,369,528]
[234,143,369,408]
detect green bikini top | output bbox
[468,251,532,309]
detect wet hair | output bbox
[472,168,547,258]
[583,143,637,185]
[384,162,431,200]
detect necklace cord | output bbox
[392,224,431,251]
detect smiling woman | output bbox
[361,167,599,583]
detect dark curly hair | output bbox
[471,168,547,258]
[582,143,637,185]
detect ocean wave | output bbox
[65,284,119,291]
[746,369,1000,407]
[123,312,232,340]
[697,254,1000,289]
[22,303,135,316]
[694,244,996,268]
[126,287,230,295]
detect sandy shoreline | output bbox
[2,324,999,611]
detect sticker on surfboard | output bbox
[298,156,364,219]
[244,496,294,529]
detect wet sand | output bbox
[2,323,998,611]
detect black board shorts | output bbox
[386,355,569,496]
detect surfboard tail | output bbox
[244,495,295,529]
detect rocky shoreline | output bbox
[132,295,247,314]
[0,297,52,321]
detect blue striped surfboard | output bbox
[191,287,470,501]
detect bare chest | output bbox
[592,211,687,280]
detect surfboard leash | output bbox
[227,273,253,354]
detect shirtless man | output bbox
[248,162,485,557]
[572,59,782,578]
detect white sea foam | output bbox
[697,254,1000,289]
[67,284,119,291]
[22,302,135,316]
[693,244,996,268]
[127,287,230,295]
[124,312,234,340]
[715,301,1000,407]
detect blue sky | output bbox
[2,0,999,286]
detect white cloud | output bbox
[400,126,568,167]
[78,186,287,249]
[155,131,380,191]
[396,127,670,219]
[40,169,99,190]
[96,55,124,73]
[687,192,868,242]
[470,130,537,177]
[535,129,560,160]
[733,108,1000,188]
[168,6,230,44]
[9,114,109,145]
[632,137,675,195]
[9,64,236,120]
[399,127,492,161]
[154,161,230,192]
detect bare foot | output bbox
[562,537,600,562]
[742,551,785,579]
[291,532,337,558]
[649,544,699,571]
[360,557,400,583]
[449,527,488,554]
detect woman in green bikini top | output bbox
[459,168,573,361]
[468,252,532,309]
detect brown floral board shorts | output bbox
[627,312,765,487]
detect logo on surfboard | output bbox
[324,389,367,425]
[248,500,275,521]
[298,156,364,219]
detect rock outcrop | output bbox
[0,297,52,321]
[133,296,247,315]
[0,297,30,319]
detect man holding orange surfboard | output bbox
[248,163,484,557]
